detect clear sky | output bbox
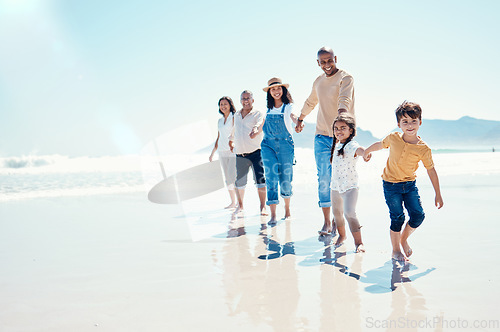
[1,0,499,157]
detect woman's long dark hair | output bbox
[330,114,357,163]
[266,86,293,109]
[218,96,236,115]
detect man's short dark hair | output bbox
[317,46,334,58]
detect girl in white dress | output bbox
[209,96,237,209]
[329,114,367,252]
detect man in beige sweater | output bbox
[295,47,355,236]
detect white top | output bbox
[331,140,360,193]
[267,103,295,136]
[230,109,264,155]
[217,113,235,156]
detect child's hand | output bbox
[435,194,443,209]
[363,151,372,162]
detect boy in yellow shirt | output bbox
[364,101,443,261]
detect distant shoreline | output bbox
[432,148,497,154]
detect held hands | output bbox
[363,151,372,162]
[249,128,259,139]
[295,121,305,133]
[229,140,234,153]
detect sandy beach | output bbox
[1,150,499,331]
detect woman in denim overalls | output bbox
[261,78,301,224]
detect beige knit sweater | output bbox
[300,69,355,137]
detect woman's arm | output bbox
[209,132,219,162]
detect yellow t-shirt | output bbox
[381,132,434,183]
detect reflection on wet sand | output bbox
[318,237,363,332]
[217,215,300,331]
[259,222,300,331]
[386,261,434,332]
[211,211,436,331]
[361,260,435,294]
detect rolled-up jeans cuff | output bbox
[256,183,266,189]
[318,201,332,208]
[266,200,279,206]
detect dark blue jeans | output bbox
[383,180,425,232]
[235,149,266,189]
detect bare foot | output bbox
[233,207,244,217]
[335,235,346,247]
[331,221,337,237]
[392,251,408,262]
[401,240,413,258]
[268,216,277,225]
[284,208,291,219]
[355,243,365,253]
[318,223,332,236]
[260,207,268,216]
[224,203,237,209]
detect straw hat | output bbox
[263,77,289,92]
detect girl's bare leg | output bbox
[335,224,346,247]
[352,231,365,253]
[284,197,291,219]
[268,204,277,224]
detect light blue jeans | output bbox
[314,134,333,207]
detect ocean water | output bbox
[1,149,498,202]
[0,155,145,201]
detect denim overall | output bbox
[260,104,294,205]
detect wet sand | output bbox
[0,151,499,331]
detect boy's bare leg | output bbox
[268,204,277,224]
[258,187,268,215]
[353,230,365,253]
[335,224,346,247]
[283,197,291,219]
[390,230,407,261]
[400,224,416,257]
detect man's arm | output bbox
[296,83,318,133]
[338,74,354,114]
[250,111,265,139]
[427,167,443,209]
[249,119,264,139]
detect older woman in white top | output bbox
[209,96,237,209]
